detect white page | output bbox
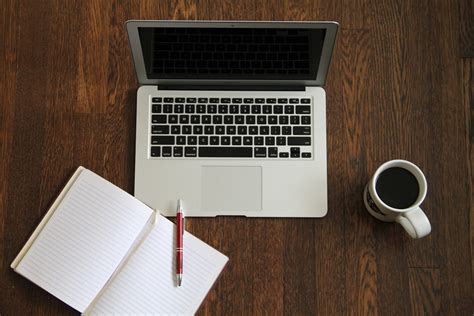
[15,169,154,312]
[88,215,229,315]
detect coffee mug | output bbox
[363,159,431,239]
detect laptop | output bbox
[126,21,338,217]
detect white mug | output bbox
[363,160,431,239]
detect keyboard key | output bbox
[293,126,311,135]
[244,98,253,103]
[252,105,261,114]
[187,136,197,145]
[279,116,289,124]
[226,126,236,135]
[279,152,289,158]
[290,116,300,125]
[210,136,219,145]
[204,126,214,134]
[193,125,203,134]
[274,105,283,114]
[162,146,172,157]
[173,146,183,157]
[199,147,252,157]
[174,104,184,113]
[198,98,208,103]
[296,106,311,114]
[179,115,189,124]
[221,98,231,103]
[301,98,311,104]
[182,125,192,134]
[288,137,311,145]
[238,126,247,135]
[213,115,222,124]
[241,105,250,114]
[302,116,311,125]
[260,126,269,135]
[151,146,160,157]
[151,135,174,144]
[152,115,166,124]
[163,104,173,113]
[164,97,173,103]
[221,136,230,145]
[268,116,277,125]
[152,104,162,113]
[224,115,233,124]
[282,126,292,135]
[202,115,211,124]
[191,115,200,124]
[232,98,242,103]
[302,152,312,158]
[277,136,286,145]
[216,125,225,134]
[257,116,266,124]
[199,136,208,145]
[290,147,300,158]
[289,98,299,104]
[243,136,253,145]
[177,136,186,145]
[207,104,217,113]
[185,146,197,157]
[186,97,196,103]
[263,105,272,114]
[185,104,195,113]
[175,97,185,103]
[255,136,264,145]
[171,125,181,134]
[265,136,275,145]
[284,105,294,114]
[210,98,219,103]
[219,105,228,114]
[266,98,276,104]
[271,126,280,135]
[249,126,258,135]
[268,147,278,157]
[197,104,206,113]
[255,98,265,103]
[235,115,244,124]
[278,98,288,104]
[152,97,162,103]
[230,104,239,113]
[254,147,266,157]
[232,136,242,145]
[169,115,178,123]
[152,125,170,134]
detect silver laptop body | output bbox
[127,20,338,217]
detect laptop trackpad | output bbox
[201,166,262,212]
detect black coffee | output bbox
[375,167,419,209]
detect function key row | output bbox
[152,97,311,104]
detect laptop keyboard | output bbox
[149,96,312,159]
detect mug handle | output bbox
[395,207,431,239]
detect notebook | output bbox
[11,166,228,314]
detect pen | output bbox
[176,199,184,287]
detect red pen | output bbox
[176,199,184,287]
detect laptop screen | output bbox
[137,27,326,80]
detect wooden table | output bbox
[1,0,472,314]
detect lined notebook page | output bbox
[15,169,154,312]
[88,215,229,315]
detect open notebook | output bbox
[11,167,228,314]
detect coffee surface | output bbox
[376,167,419,209]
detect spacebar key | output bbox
[199,147,252,157]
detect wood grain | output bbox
[1,0,473,315]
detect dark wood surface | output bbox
[1,0,472,314]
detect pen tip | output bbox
[177,274,182,287]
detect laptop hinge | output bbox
[157,84,305,91]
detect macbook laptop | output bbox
[126,20,338,217]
